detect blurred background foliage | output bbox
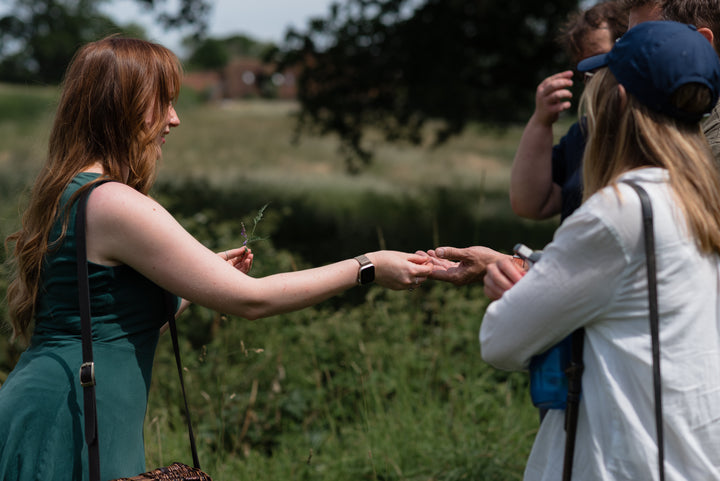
[272,0,580,169]
[1,0,582,169]
[0,0,209,84]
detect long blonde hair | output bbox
[5,36,182,342]
[581,67,720,254]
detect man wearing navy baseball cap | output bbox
[619,0,720,161]
[577,21,720,122]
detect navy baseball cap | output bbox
[577,21,720,122]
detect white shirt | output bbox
[481,168,720,481]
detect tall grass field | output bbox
[0,83,566,480]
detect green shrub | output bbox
[146,283,537,480]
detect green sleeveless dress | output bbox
[0,173,173,480]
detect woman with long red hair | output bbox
[0,36,432,480]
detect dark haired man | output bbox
[510,0,628,221]
[621,0,720,160]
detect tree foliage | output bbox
[184,34,277,72]
[185,38,230,71]
[274,0,581,171]
[0,0,210,84]
[134,0,210,33]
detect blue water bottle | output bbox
[513,244,570,410]
[528,336,571,409]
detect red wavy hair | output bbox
[5,36,182,342]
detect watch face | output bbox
[359,265,375,285]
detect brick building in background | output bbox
[183,57,298,101]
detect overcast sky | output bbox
[102,0,337,54]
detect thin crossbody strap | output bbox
[623,180,665,481]
[562,180,665,481]
[561,328,584,481]
[75,181,202,481]
[166,293,202,468]
[75,181,107,481]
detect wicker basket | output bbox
[114,462,212,481]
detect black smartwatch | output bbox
[354,254,375,286]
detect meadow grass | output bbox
[161,98,520,191]
[144,285,539,481]
[0,84,573,480]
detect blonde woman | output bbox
[481,22,720,480]
[0,36,432,480]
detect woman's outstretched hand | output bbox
[219,246,253,274]
[368,250,435,290]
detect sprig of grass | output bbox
[241,203,269,246]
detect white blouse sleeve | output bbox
[480,190,634,371]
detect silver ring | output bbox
[224,251,228,260]
[415,277,420,285]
